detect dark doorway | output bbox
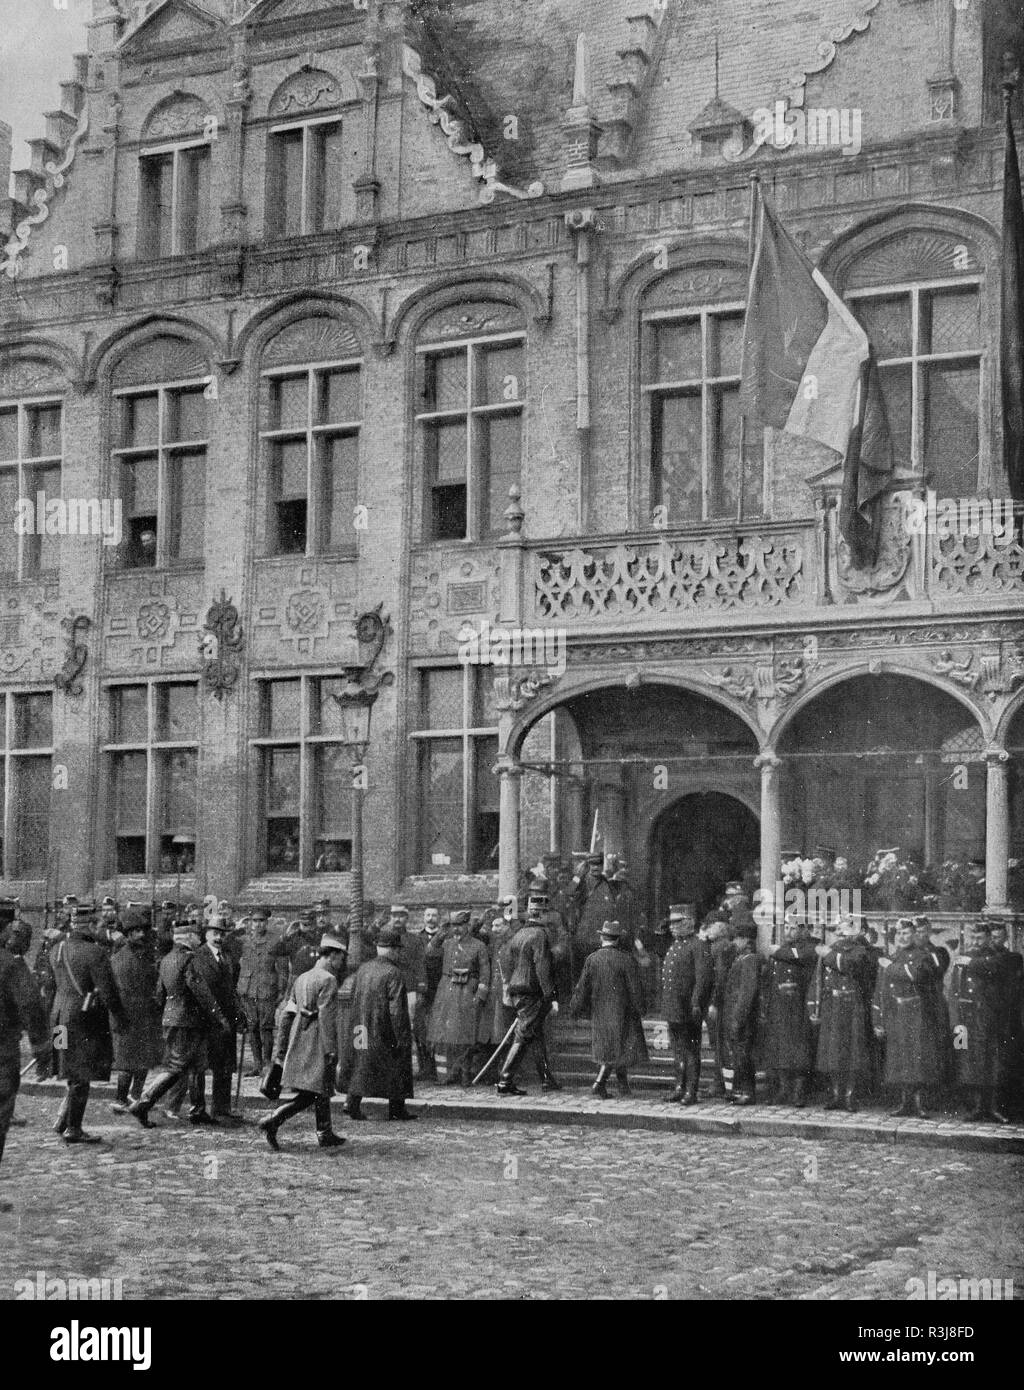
[650,792,760,925]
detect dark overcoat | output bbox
[428,934,491,1046]
[190,943,241,1076]
[340,956,414,1099]
[110,940,163,1072]
[569,944,648,1067]
[576,879,617,958]
[278,963,343,1095]
[50,931,124,1083]
[722,949,761,1051]
[759,941,817,1071]
[813,937,874,1081]
[993,946,1024,1087]
[947,947,1003,1087]
[660,936,709,1024]
[871,946,948,1086]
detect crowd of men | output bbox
[1,859,1022,1171]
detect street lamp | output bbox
[333,675,378,972]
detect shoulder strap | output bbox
[57,940,88,999]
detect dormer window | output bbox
[138,139,211,258]
[266,117,343,238]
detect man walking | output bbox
[989,919,1023,1119]
[569,920,647,1098]
[429,910,490,1086]
[191,915,244,1125]
[760,912,817,1106]
[495,898,559,1096]
[128,922,232,1129]
[0,916,49,1177]
[258,933,348,1150]
[343,926,415,1122]
[660,904,707,1105]
[237,908,280,1077]
[109,908,163,1114]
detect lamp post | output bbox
[333,675,378,972]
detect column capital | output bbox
[754,749,782,772]
[493,755,523,781]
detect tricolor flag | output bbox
[739,185,893,566]
[1000,88,1024,503]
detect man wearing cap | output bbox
[50,906,126,1143]
[0,912,49,1171]
[342,926,415,1121]
[704,918,735,1099]
[389,906,428,1069]
[571,853,613,983]
[237,908,280,1077]
[494,896,559,1097]
[947,921,1008,1123]
[721,922,761,1105]
[98,896,124,953]
[478,902,518,1077]
[190,916,245,1125]
[128,921,232,1129]
[910,916,953,1099]
[274,915,320,1003]
[810,915,875,1112]
[871,918,946,1119]
[760,913,818,1107]
[259,933,348,1150]
[988,919,1023,1119]
[660,905,708,1105]
[428,910,491,1087]
[570,920,647,1098]
[109,908,163,1114]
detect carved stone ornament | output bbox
[930,647,1024,700]
[703,657,809,706]
[54,614,91,697]
[201,590,244,701]
[493,669,557,713]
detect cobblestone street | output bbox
[1,1090,1021,1300]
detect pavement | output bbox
[15,1074,1024,1154]
[1,1089,1021,1301]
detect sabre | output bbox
[471,1018,517,1086]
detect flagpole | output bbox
[736,172,760,525]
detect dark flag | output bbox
[1001,91,1024,502]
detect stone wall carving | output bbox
[262,316,361,367]
[931,530,1024,599]
[141,93,213,142]
[103,572,203,671]
[268,67,356,116]
[0,583,59,679]
[409,550,501,655]
[251,559,358,663]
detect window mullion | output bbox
[300,126,310,237]
[145,682,157,876]
[298,677,310,877]
[701,312,711,521]
[465,345,475,540]
[306,370,316,555]
[16,406,25,580]
[170,149,180,256]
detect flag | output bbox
[1001,92,1024,503]
[739,186,893,566]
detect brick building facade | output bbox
[2,0,1024,938]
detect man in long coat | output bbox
[190,915,244,1125]
[947,921,1008,1123]
[50,910,125,1144]
[495,903,559,1096]
[660,904,708,1105]
[912,915,953,1092]
[872,918,947,1118]
[342,927,415,1121]
[410,906,442,1080]
[480,906,517,1060]
[573,856,616,981]
[129,923,232,1128]
[810,916,875,1112]
[428,910,490,1086]
[989,919,1024,1119]
[722,922,761,1105]
[0,916,49,1170]
[258,933,347,1150]
[760,913,817,1106]
[705,919,735,1099]
[237,908,281,1076]
[570,920,647,1098]
[109,909,163,1114]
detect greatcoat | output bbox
[50,930,124,1084]
[569,944,648,1067]
[341,956,414,1100]
[277,961,343,1096]
[947,946,1003,1088]
[871,945,948,1087]
[110,939,163,1072]
[759,940,817,1072]
[428,933,491,1046]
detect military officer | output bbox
[722,921,761,1105]
[389,905,428,1069]
[258,933,348,1151]
[109,908,163,1114]
[50,906,126,1143]
[570,920,647,1099]
[705,918,735,1099]
[274,915,320,1000]
[0,913,49,1169]
[237,907,281,1076]
[572,853,615,981]
[989,919,1023,1118]
[760,912,817,1106]
[429,910,491,1086]
[479,901,518,1074]
[911,915,953,1094]
[872,918,947,1118]
[660,904,708,1105]
[948,921,1008,1123]
[494,898,559,1096]
[129,922,232,1128]
[810,915,875,1112]
[342,926,415,1122]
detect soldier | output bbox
[50,907,126,1144]
[237,908,280,1076]
[660,904,708,1105]
[494,896,559,1097]
[722,921,761,1105]
[429,910,490,1087]
[109,908,163,1114]
[810,915,875,1112]
[912,915,954,1095]
[411,906,442,1080]
[389,905,428,1071]
[989,919,1023,1118]
[274,915,320,1001]
[258,933,348,1151]
[571,852,612,981]
[0,918,48,1178]
[760,912,817,1107]
[190,915,244,1125]
[479,902,517,1074]
[98,896,123,952]
[570,920,647,1098]
[128,921,232,1128]
[342,926,415,1122]
[32,903,71,1078]
[947,921,1008,1123]
[871,918,947,1118]
[705,918,735,1099]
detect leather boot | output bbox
[536,1038,561,1091]
[667,1062,687,1103]
[344,1096,367,1121]
[824,1082,843,1111]
[843,1086,858,1113]
[591,1066,610,1099]
[128,1098,156,1129]
[791,1074,808,1109]
[911,1090,930,1119]
[52,1096,70,1135]
[890,1088,914,1118]
[965,1087,986,1122]
[615,1069,632,1098]
[496,1041,528,1096]
[258,1114,281,1151]
[982,1088,1009,1124]
[316,1130,346,1148]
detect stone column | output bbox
[596,770,626,861]
[497,756,522,906]
[984,745,1010,912]
[755,749,783,950]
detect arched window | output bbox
[265,70,353,238]
[0,359,64,579]
[257,314,363,557]
[640,265,763,524]
[110,335,211,569]
[137,95,214,259]
[842,231,986,496]
[415,300,526,542]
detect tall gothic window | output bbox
[105,681,199,876]
[0,395,62,579]
[266,117,344,237]
[410,666,499,874]
[258,317,362,557]
[415,302,526,542]
[0,690,53,878]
